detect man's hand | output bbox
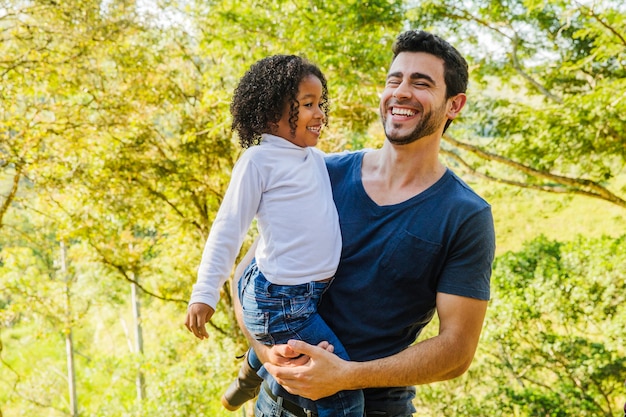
[185,303,214,340]
[263,340,348,401]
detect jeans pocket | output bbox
[242,309,273,345]
[283,295,317,332]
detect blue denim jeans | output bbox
[239,260,364,417]
[255,382,310,417]
[255,382,415,417]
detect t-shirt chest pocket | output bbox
[380,229,442,282]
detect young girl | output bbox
[185,55,363,416]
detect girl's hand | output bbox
[185,303,214,340]
[265,340,334,367]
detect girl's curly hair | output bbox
[231,54,329,148]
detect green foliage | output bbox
[486,235,626,415]
[414,234,626,416]
[409,0,626,206]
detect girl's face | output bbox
[273,75,326,148]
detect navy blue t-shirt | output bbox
[319,150,495,411]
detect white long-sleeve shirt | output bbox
[189,134,341,310]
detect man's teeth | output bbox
[392,108,416,116]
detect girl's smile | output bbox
[273,75,326,148]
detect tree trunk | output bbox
[130,273,146,403]
[61,241,78,417]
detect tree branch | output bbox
[511,33,563,104]
[442,134,626,209]
[0,163,23,230]
[576,1,626,47]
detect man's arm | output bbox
[263,292,488,400]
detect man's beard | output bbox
[382,101,448,145]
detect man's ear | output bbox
[446,93,467,120]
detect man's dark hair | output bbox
[231,54,329,148]
[392,30,468,99]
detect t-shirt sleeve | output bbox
[437,206,495,300]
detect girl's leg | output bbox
[221,348,264,411]
[286,312,364,417]
[263,280,364,417]
[240,268,364,416]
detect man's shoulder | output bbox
[324,149,367,167]
[443,169,491,209]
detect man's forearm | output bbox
[344,294,487,390]
[343,333,474,390]
[268,293,488,400]
[265,329,476,402]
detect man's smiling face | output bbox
[379,51,451,145]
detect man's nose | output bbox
[392,80,411,99]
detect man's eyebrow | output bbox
[411,72,436,84]
[386,71,436,85]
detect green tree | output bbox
[408,0,626,208]
[413,235,626,416]
[2,1,626,416]
[0,1,406,415]
[486,235,625,415]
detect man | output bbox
[239,29,495,416]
